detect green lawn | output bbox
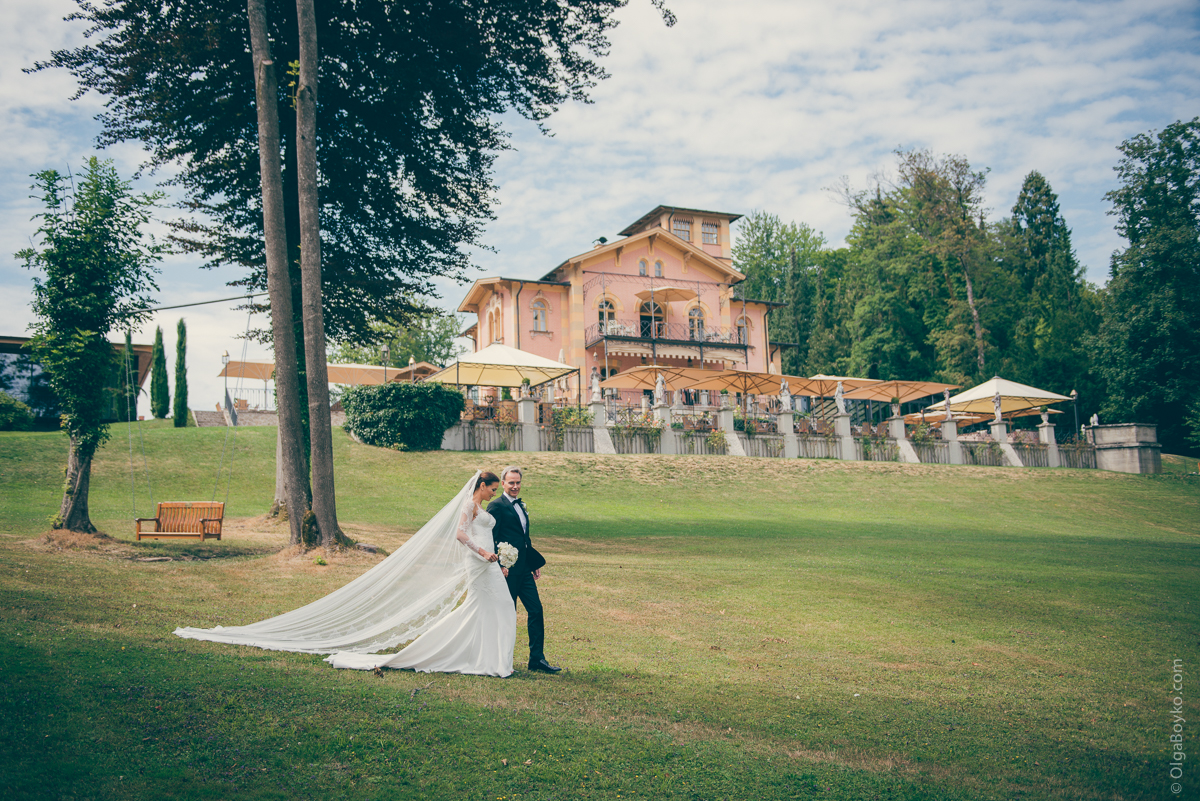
[1,424,1197,800]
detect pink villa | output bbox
[457,205,780,401]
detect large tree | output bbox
[1094,118,1200,455]
[39,0,673,533]
[19,157,162,533]
[991,171,1102,417]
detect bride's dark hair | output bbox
[475,472,500,491]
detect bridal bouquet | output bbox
[497,542,519,568]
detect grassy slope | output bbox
[1,424,1198,800]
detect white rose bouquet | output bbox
[497,542,519,569]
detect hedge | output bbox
[342,382,465,451]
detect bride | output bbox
[174,471,517,678]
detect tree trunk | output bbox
[56,437,97,534]
[961,258,986,374]
[247,0,309,546]
[295,0,343,547]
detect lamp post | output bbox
[408,355,416,383]
[381,344,390,384]
[1070,388,1079,438]
[221,350,230,401]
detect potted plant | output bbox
[890,396,902,418]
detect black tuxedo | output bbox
[488,493,546,662]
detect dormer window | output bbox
[702,220,719,244]
[673,218,692,241]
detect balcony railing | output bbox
[585,319,748,348]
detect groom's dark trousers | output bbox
[488,494,546,663]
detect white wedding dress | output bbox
[324,505,515,676]
[174,472,516,678]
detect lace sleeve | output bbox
[455,503,489,561]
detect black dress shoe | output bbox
[527,657,562,674]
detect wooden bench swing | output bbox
[122,311,253,543]
[136,502,225,541]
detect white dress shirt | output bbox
[508,493,527,533]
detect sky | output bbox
[1,0,1197,415]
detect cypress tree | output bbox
[150,325,169,418]
[173,318,188,427]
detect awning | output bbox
[600,365,718,391]
[633,286,698,304]
[217,360,439,385]
[806,375,882,396]
[425,343,577,388]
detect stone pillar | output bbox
[989,421,1023,467]
[588,399,606,427]
[653,403,676,455]
[989,421,1008,443]
[1038,422,1061,468]
[889,415,919,464]
[718,405,746,456]
[590,399,615,455]
[941,419,963,465]
[834,413,856,461]
[778,411,798,459]
[517,396,538,452]
[1091,424,1162,474]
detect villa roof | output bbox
[457,276,571,313]
[539,225,746,284]
[618,205,742,237]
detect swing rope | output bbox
[124,329,155,519]
[212,307,254,504]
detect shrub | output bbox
[342,382,465,451]
[0,391,34,431]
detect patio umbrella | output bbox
[599,364,714,390]
[924,376,1072,416]
[805,375,882,397]
[842,379,960,404]
[425,343,576,388]
[685,369,812,396]
[633,286,698,304]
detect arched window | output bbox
[736,316,750,345]
[688,307,705,340]
[598,299,616,331]
[638,259,648,277]
[486,311,495,344]
[654,260,663,278]
[639,301,664,338]
[531,299,548,332]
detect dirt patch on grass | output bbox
[28,530,118,550]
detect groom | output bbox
[489,465,561,674]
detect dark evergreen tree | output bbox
[173,318,189,427]
[1094,119,1200,455]
[991,171,1102,417]
[150,325,169,418]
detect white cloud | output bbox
[1,0,1196,409]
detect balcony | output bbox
[585,318,748,351]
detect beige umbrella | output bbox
[685,369,801,396]
[843,379,960,404]
[806,375,882,396]
[633,286,698,305]
[425,343,576,388]
[924,376,1072,416]
[599,364,715,390]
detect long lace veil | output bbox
[174,471,482,654]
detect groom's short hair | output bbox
[500,465,522,481]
